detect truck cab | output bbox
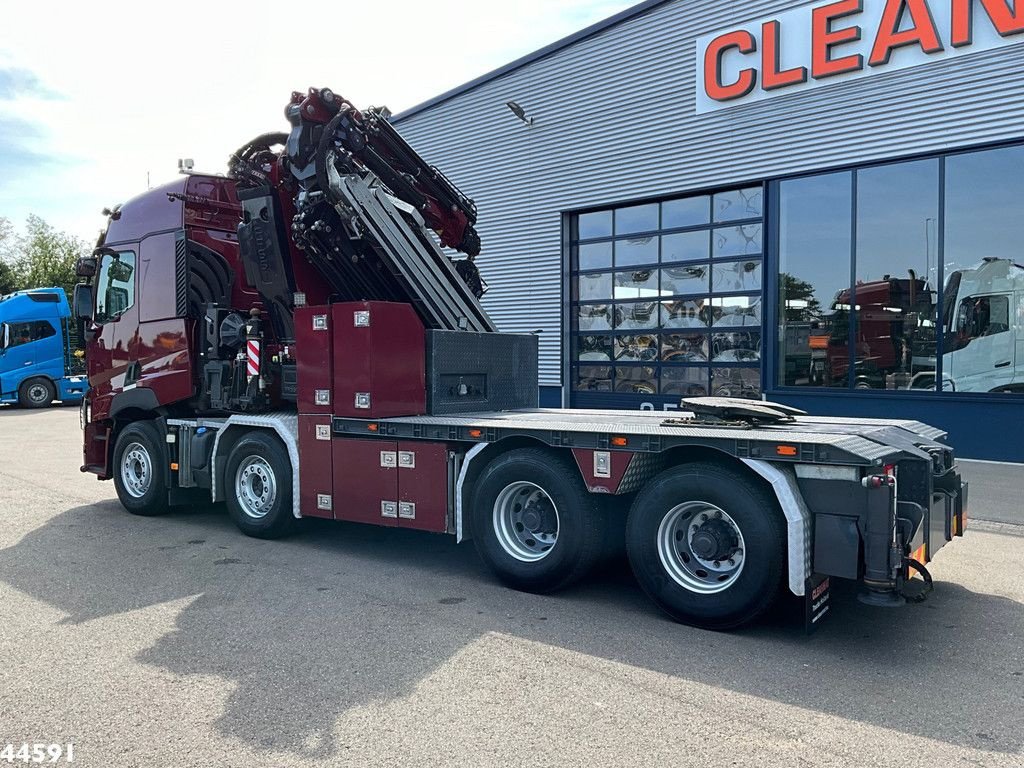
[0,288,87,408]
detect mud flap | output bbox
[805,573,831,635]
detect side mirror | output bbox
[0,322,9,352]
[73,283,94,322]
[76,255,98,278]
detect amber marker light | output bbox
[367,424,379,432]
[468,429,484,438]
[776,445,798,457]
[611,436,628,447]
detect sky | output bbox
[0,0,637,244]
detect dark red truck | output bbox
[73,88,967,630]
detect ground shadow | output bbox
[0,499,1021,759]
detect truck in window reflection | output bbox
[937,258,1024,394]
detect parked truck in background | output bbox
[0,287,87,408]
[73,87,968,630]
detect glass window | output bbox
[95,251,136,324]
[661,264,710,297]
[711,296,762,328]
[615,366,658,394]
[662,332,708,363]
[614,269,659,300]
[614,302,659,330]
[615,335,659,362]
[778,172,853,387]
[714,187,763,222]
[577,241,612,271]
[576,210,612,240]
[615,236,658,267]
[714,225,762,258]
[663,196,710,229]
[615,203,659,235]
[711,367,761,399]
[576,305,612,332]
[712,331,761,363]
[575,272,613,302]
[662,367,708,396]
[577,334,613,362]
[6,320,56,348]
[943,146,1024,394]
[854,160,939,391]
[662,230,709,263]
[713,260,762,293]
[577,365,613,392]
[661,298,709,329]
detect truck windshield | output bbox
[94,252,136,323]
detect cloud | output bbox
[0,66,62,100]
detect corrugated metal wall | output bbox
[395,0,1024,386]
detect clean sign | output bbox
[696,0,1024,114]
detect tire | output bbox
[18,377,55,409]
[112,421,170,516]
[626,462,785,630]
[224,431,295,539]
[470,448,606,593]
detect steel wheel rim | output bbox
[28,383,49,404]
[657,501,746,594]
[235,456,277,520]
[121,442,153,499]
[492,481,560,562]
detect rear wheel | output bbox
[112,421,170,516]
[471,448,605,593]
[18,377,55,408]
[225,431,295,539]
[626,462,785,630]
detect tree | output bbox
[779,273,823,322]
[0,217,16,295]
[10,215,87,296]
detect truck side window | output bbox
[956,295,1010,343]
[95,251,136,324]
[7,320,56,348]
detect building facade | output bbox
[394,0,1024,461]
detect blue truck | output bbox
[0,287,87,408]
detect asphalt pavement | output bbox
[0,406,1021,767]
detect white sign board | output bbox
[696,0,1024,114]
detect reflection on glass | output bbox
[577,210,612,240]
[711,296,761,327]
[944,146,1024,394]
[714,225,762,258]
[711,368,761,399]
[576,304,611,331]
[662,333,708,363]
[616,236,659,267]
[576,272,613,301]
[577,365,613,392]
[577,241,613,271]
[662,298,709,329]
[577,334,613,362]
[615,335,659,362]
[854,160,939,390]
[615,366,658,394]
[615,302,659,329]
[712,332,761,363]
[614,269,659,299]
[778,172,853,387]
[662,367,708,396]
[662,230,709,263]
[714,187,763,222]
[713,260,762,292]
[661,264,709,296]
[663,196,710,229]
[616,203,659,235]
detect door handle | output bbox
[994,361,1011,369]
[23,361,33,366]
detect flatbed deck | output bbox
[332,407,950,468]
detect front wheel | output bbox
[626,462,785,630]
[112,421,170,516]
[18,377,55,408]
[225,431,295,539]
[470,448,605,593]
